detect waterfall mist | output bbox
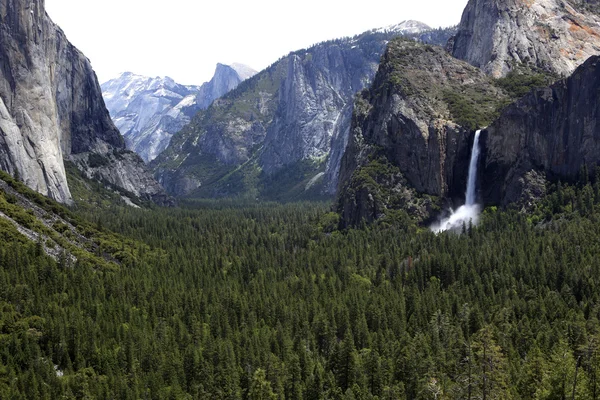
[431,130,482,233]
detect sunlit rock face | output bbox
[451,0,600,77]
[0,0,169,204]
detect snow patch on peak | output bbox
[374,20,432,35]
[153,88,184,100]
[167,95,197,118]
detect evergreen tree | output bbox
[249,369,277,400]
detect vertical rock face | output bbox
[259,39,386,183]
[0,0,168,204]
[101,64,256,163]
[336,39,509,227]
[153,23,455,199]
[451,0,600,77]
[482,55,600,205]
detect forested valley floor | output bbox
[1,179,600,399]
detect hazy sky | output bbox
[45,0,468,86]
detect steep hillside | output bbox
[102,64,256,162]
[0,0,168,205]
[0,169,155,268]
[153,23,454,200]
[336,38,511,227]
[450,0,600,77]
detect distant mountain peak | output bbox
[374,20,432,35]
[213,63,257,81]
[101,63,255,162]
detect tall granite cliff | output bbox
[336,39,510,227]
[451,0,600,78]
[336,0,600,227]
[153,22,455,200]
[481,55,600,206]
[0,0,168,204]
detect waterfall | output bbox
[465,130,482,206]
[431,130,482,233]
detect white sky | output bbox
[45,0,468,86]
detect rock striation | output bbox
[451,0,600,78]
[0,0,168,205]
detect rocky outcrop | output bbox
[337,39,510,227]
[153,23,452,200]
[451,0,600,78]
[0,0,168,204]
[195,63,256,110]
[481,55,600,205]
[70,149,171,205]
[102,64,256,163]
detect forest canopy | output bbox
[0,179,600,399]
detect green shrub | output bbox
[495,70,557,98]
[442,90,486,131]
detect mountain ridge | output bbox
[102,63,257,162]
[152,22,456,200]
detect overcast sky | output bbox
[45,0,469,86]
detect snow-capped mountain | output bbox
[101,63,257,162]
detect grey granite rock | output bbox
[451,0,600,77]
[153,22,450,199]
[336,39,508,226]
[482,55,600,204]
[0,0,169,205]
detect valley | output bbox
[1,0,600,398]
[1,173,600,398]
